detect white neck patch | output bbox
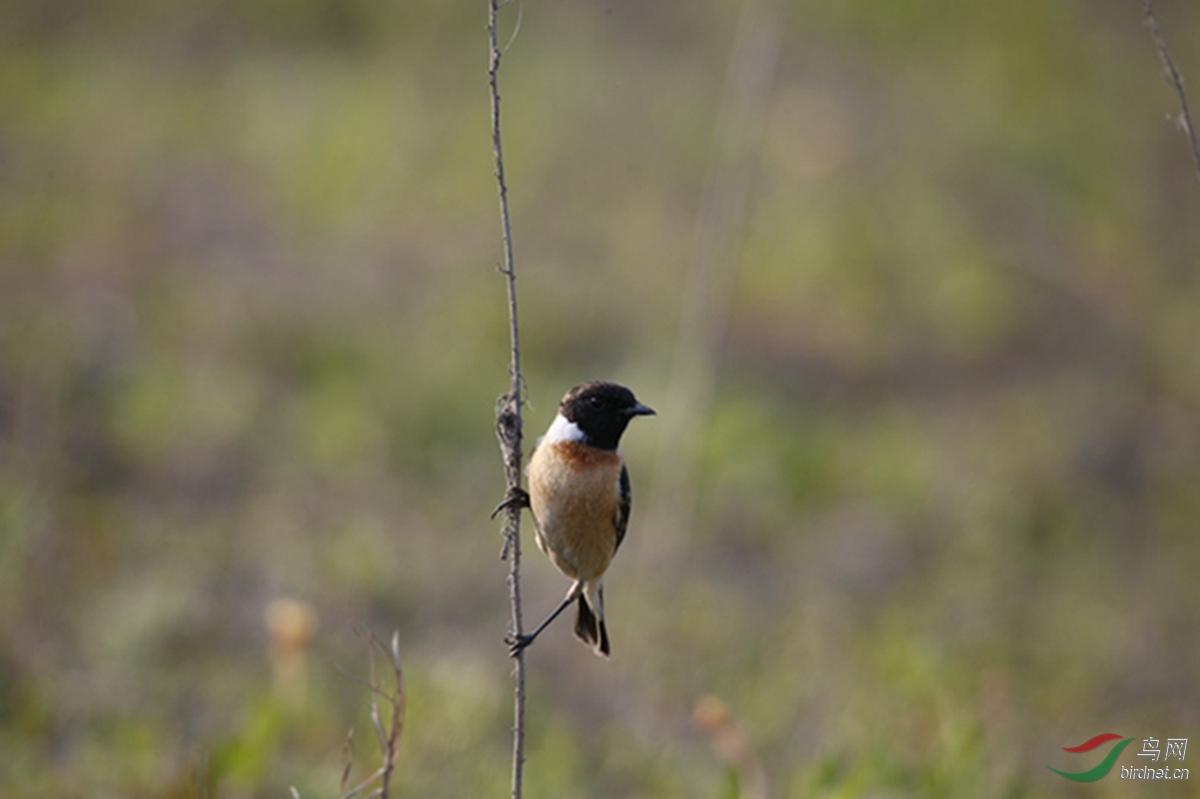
[542,413,586,444]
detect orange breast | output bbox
[528,441,623,581]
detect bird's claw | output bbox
[491,487,530,519]
[506,632,535,658]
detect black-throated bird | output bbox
[506,381,655,658]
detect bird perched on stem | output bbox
[499,381,655,658]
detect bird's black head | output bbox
[559,381,655,450]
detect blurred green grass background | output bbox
[2,0,1199,796]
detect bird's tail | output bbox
[573,582,610,658]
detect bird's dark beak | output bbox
[628,402,656,417]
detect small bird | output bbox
[507,381,655,658]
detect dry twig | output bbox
[1144,0,1200,184]
[292,632,406,799]
[487,1,528,797]
[337,630,406,799]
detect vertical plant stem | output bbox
[487,2,526,797]
[651,0,781,536]
[1144,0,1200,185]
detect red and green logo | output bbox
[1048,733,1135,781]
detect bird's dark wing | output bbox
[614,464,631,553]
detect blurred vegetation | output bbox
[2,0,1199,796]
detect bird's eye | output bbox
[588,396,605,409]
